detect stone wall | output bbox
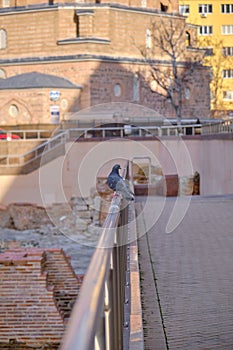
[0,193,102,231]
[132,163,200,196]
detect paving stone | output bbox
[137,195,233,350]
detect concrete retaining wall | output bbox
[0,137,232,205]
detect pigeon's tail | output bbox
[125,193,135,201]
[116,179,135,201]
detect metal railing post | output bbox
[112,244,122,350]
[104,270,114,350]
[94,315,105,350]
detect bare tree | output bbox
[139,17,205,125]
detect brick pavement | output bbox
[136,195,233,350]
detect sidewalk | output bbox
[136,195,233,350]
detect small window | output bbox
[185,88,190,100]
[198,4,212,13]
[114,84,122,97]
[221,4,233,13]
[0,29,7,49]
[222,47,233,56]
[9,104,19,118]
[133,74,140,102]
[204,48,213,56]
[150,80,157,92]
[3,0,10,7]
[141,0,146,7]
[223,91,233,100]
[222,25,233,34]
[146,29,152,49]
[186,31,191,46]
[179,5,190,15]
[75,16,80,37]
[222,69,233,78]
[0,69,6,78]
[199,26,213,35]
[160,3,168,12]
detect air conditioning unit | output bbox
[201,13,207,18]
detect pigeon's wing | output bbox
[107,173,120,191]
[116,179,134,200]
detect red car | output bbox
[0,129,21,140]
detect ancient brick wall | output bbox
[0,248,81,348]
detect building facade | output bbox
[179,0,233,118]
[0,0,211,125]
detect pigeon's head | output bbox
[112,164,121,173]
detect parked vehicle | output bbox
[0,129,21,140]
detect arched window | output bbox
[0,69,6,78]
[141,0,146,7]
[186,31,191,46]
[160,3,168,12]
[74,15,80,37]
[0,29,7,49]
[146,29,152,49]
[133,74,140,102]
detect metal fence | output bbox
[1,129,52,140]
[5,119,233,170]
[0,124,202,169]
[202,119,233,135]
[3,120,233,170]
[0,132,67,167]
[68,124,202,138]
[60,189,130,349]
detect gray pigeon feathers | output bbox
[107,164,134,201]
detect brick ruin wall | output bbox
[0,248,82,349]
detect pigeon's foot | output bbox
[113,192,120,198]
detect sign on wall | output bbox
[50,105,60,124]
[49,91,60,102]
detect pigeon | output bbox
[107,164,135,201]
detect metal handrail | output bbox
[61,197,121,350]
[0,123,204,168]
[0,131,68,167]
[202,119,233,135]
[1,129,52,140]
[68,124,202,138]
[60,192,129,350]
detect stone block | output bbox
[0,205,12,228]
[70,196,90,211]
[77,210,92,219]
[179,175,194,196]
[165,174,179,197]
[87,223,101,236]
[75,218,89,231]
[8,203,51,230]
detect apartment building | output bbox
[179,0,233,118]
[0,0,211,125]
